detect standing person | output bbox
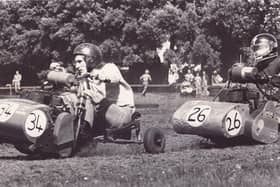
[201,71,209,96]
[139,69,152,96]
[168,63,179,85]
[73,43,135,135]
[194,72,202,96]
[184,69,194,83]
[12,70,22,93]
[211,70,223,85]
[180,69,195,96]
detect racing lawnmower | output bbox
[0,70,165,157]
[172,33,280,146]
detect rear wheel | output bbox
[14,144,35,155]
[143,127,165,154]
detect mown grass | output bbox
[1,92,280,186]
[83,92,280,187]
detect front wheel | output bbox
[143,127,166,154]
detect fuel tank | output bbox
[0,98,51,144]
[172,100,250,139]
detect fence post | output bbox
[5,84,12,95]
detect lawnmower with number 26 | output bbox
[172,62,280,145]
[172,33,280,146]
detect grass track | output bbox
[0,93,280,186]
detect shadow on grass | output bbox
[0,153,60,161]
[198,136,259,149]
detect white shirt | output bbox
[90,63,135,107]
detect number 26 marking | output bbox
[188,107,210,122]
[225,109,242,136]
[186,105,211,127]
[226,112,241,131]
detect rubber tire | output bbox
[143,127,166,154]
[14,144,35,155]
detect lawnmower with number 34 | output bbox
[0,70,165,158]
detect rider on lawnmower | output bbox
[230,33,280,87]
[226,33,280,111]
[72,43,136,136]
[251,33,280,77]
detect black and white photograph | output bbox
[0,0,280,186]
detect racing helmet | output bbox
[73,43,103,71]
[251,33,278,64]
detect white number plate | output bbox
[25,110,47,138]
[224,109,243,136]
[185,105,211,127]
[0,103,18,122]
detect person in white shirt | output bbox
[12,70,22,93]
[139,69,152,96]
[211,70,223,84]
[194,72,202,96]
[201,71,209,96]
[73,43,135,132]
[184,69,194,83]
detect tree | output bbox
[0,0,279,85]
[100,38,122,64]
[191,34,221,72]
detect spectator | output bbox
[184,69,194,83]
[139,69,152,96]
[180,62,189,75]
[180,70,195,96]
[194,71,202,96]
[168,63,179,85]
[201,71,209,96]
[211,70,223,84]
[12,70,22,93]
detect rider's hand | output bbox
[83,86,105,104]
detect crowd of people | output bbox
[168,62,224,97]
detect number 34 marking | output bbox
[25,110,47,138]
[186,105,211,127]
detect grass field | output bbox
[0,92,280,186]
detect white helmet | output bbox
[251,33,278,65]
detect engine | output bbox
[217,61,280,111]
[20,71,78,118]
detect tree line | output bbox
[0,0,279,85]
